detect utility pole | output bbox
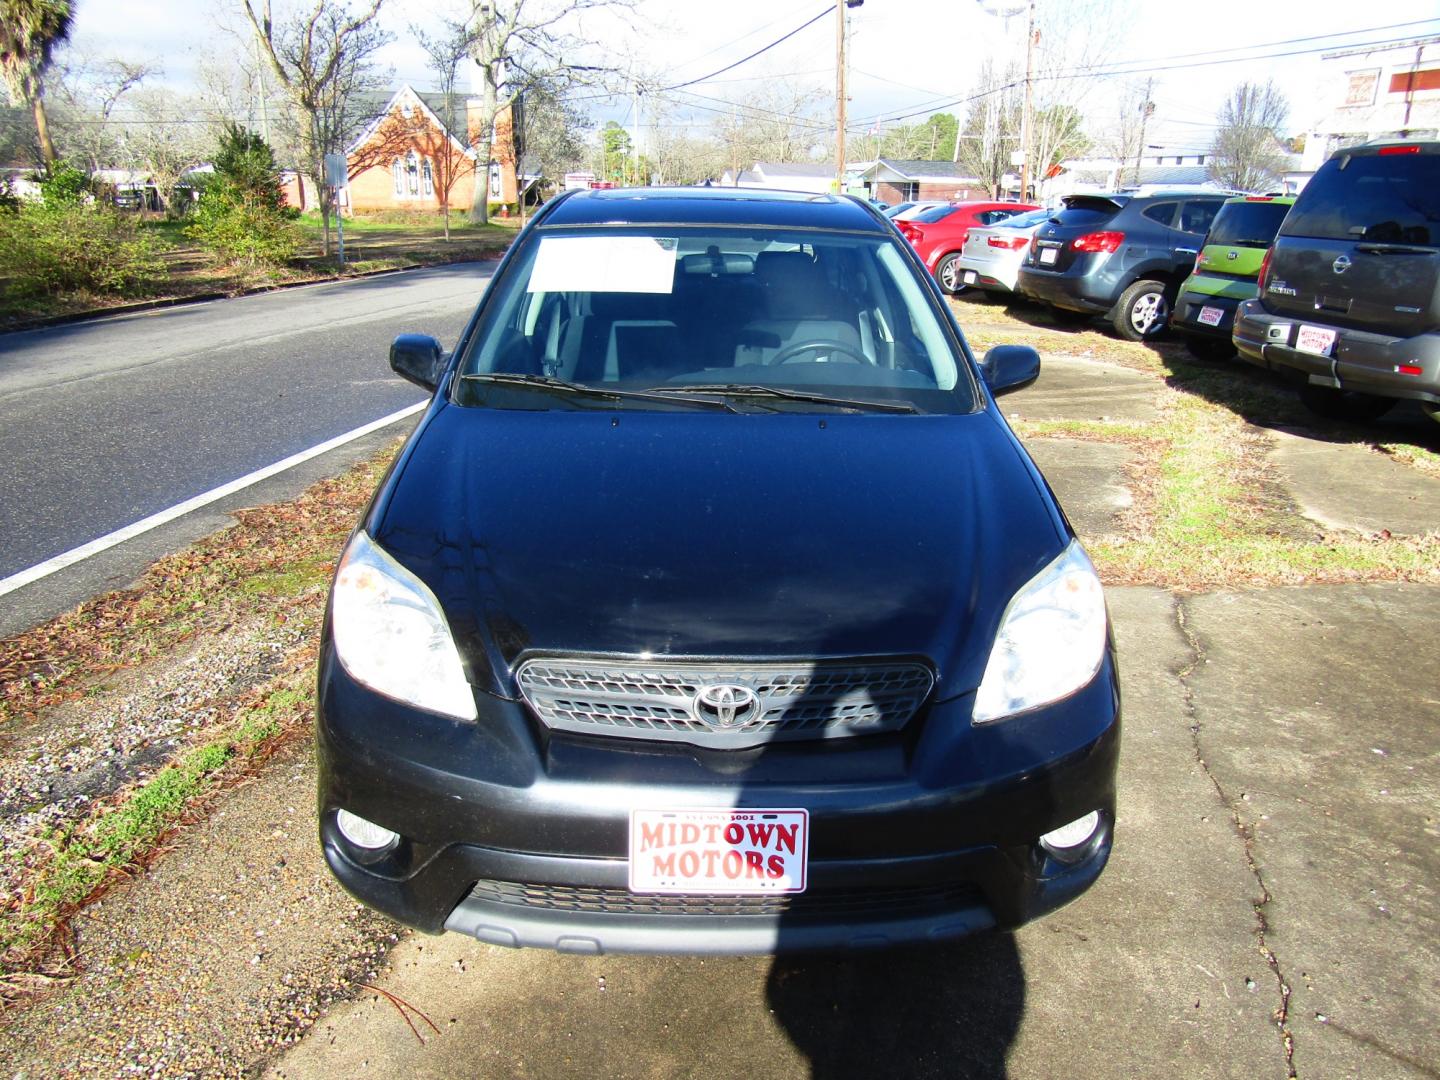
[834,0,847,191]
[1132,77,1155,185]
[1018,0,1035,201]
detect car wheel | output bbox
[935,254,967,295]
[1299,383,1397,422]
[1184,336,1235,361]
[1113,280,1170,341]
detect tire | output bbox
[1112,279,1171,341]
[1423,401,1440,425]
[1299,383,1397,422]
[935,253,968,295]
[1184,336,1235,361]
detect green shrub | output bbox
[185,125,300,268]
[38,161,91,208]
[186,188,301,267]
[0,200,166,299]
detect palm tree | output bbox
[0,0,74,169]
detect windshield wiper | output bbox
[1354,242,1437,255]
[460,373,738,412]
[658,383,919,413]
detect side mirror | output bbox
[390,333,446,391]
[978,344,1041,396]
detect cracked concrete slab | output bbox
[1266,428,1440,538]
[1020,437,1134,542]
[265,588,1284,1080]
[1002,354,1163,424]
[1182,585,1440,1079]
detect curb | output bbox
[0,248,509,335]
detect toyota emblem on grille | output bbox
[1333,255,1351,274]
[693,684,760,728]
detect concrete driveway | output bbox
[257,357,1438,1080]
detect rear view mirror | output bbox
[979,345,1041,396]
[390,334,446,391]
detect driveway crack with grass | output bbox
[1173,594,1298,1078]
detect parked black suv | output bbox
[1233,141,1440,423]
[1017,192,1228,340]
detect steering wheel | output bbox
[767,340,870,366]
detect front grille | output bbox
[515,657,934,748]
[463,879,980,921]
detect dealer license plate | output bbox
[1197,305,1224,327]
[1295,324,1337,356]
[963,270,977,285]
[629,808,809,894]
[1039,247,1058,265]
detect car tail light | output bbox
[1072,231,1124,253]
[1194,250,1205,274]
[988,235,1029,250]
[1258,246,1274,293]
[1378,145,1420,155]
[1244,196,1274,202]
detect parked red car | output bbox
[898,201,1041,294]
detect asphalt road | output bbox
[0,262,494,633]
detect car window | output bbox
[911,205,958,223]
[454,226,978,414]
[1179,201,1221,235]
[1205,200,1291,247]
[1282,150,1440,246]
[978,209,1015,224]
[1141,202,1178,227]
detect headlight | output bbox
[972,541,1107,724]
[330,531,477,721]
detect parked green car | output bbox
[1171,195,1295,358]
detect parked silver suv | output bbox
[1232,141,1440,423]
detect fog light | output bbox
[1039,811,1101,855]
[336,809,399,850]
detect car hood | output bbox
[372,405,1067,702]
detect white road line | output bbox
[0,401,427,600]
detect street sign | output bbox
[324,153,348,188]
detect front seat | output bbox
[736,251,863,366]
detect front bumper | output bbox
[316,646,1121,954]
[1233,301,1440,405]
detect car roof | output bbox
[537,186,891,233]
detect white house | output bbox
[1301,39,1440,169]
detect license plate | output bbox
[1197,305,1224,327]
[963,270,977,285]
[1039,247,1058,265]
[629,808,809,894]
[1295,325,1337,356]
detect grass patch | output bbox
[1,679,313,985]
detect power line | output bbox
[852,28,1440,128]
[656,7,831,93]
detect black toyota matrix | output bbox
[317,186,1120,954]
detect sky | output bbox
[63,0,1440,157]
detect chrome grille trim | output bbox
[515,657,934,748]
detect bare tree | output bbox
[1209,80,1289,193]
[465,0,632,224]
[239,0,391,255]
[957,60,1022,197]
[123,88,212,211]
[707,79,829,176]
[414,16,482,237]
[52,56,156,175]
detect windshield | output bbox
[911,205,959,224]
[996,208,1053,229]
[1282,152,1440,246]
[1206,200,1291,247]
[454,225,977,414]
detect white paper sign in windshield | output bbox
[527,236,677,294]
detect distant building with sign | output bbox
[1302,38,1439,170]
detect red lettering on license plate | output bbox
[629,808,809,894]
